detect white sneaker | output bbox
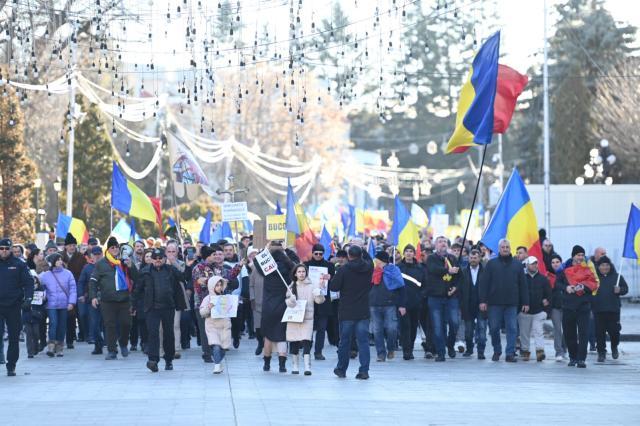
[555,355,563,362]
[213,364,223,374]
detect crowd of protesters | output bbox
[0,229,629,378]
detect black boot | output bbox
[278,356,287,373]
[91,344,103,355]
[255,340,264,356]
[262,356,271,371]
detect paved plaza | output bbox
[1,334,640,426]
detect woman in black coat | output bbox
[256,247,294,373]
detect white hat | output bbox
[247,247,259,257]
[525,256,539,265]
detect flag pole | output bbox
[615,257,624,288]
[458,144,488,261]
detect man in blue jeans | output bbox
[370,251,406,361]
[479,239,529,362]
[425,236,462,361]
[330,245,374,380]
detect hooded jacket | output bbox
[199,276,232,348]
[329,257,374,321]
[524,271,552,315]
[39,267,77,309]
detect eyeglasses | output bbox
[313,252,324,256]
[0,247,10,251]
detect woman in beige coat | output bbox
[199,276,232,374]
[285,264,326,375]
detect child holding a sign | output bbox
[285,264,326,376]
[199,276,234,374]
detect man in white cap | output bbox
[517,256,552,362]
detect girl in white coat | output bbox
[286,264,326,375]
[200,276,232,374]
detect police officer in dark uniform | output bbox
[0,238,34,376]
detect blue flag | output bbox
[275,200,283,215]
[199,211,212,244]
[285,178,300,235]
[368,237,376,260]
[319,226,333,261]
[347,205,356,238]
[168,217,176,228]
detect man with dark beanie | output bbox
[304,243,335,360]
[555,245,598,368]
[397,244,425,360]
[330,245,374,380]
[593,256,628,362]
[89,237,134,360]
[61,233,87,348]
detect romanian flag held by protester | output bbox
[285,178,318,261]
[623,203,640,264]
[389,196,420,255]
[111,162,162,227]
[55,213,89,244]
[563,261,599,296]
[482,168,547,275]
[199,211,212,244]
[446,31,528,154]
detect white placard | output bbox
[32,291,45,306]
[308,266,328,296]
[431,213,450,239]
[281,300,307,323]
[256,249,278,276]
[210,295,239,318]
[221,202,249,222]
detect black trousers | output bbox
[66,306,78,344]
[400,306,421,355]
[290,340,312,355]
[420,298,436,353]
[130,315,148,348]
[327,300,340,346]
[563,307,590,362]
[146,308,175,362]
[595,311,621,354]
[0,305,22,370]
[100,301,131,354]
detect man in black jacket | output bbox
[459,249,487,359]
[304,244,335,361]
[0,238,34,376]
[479,239,529,362]
[330,245,374,380]
[593,256,628,362]
[398,244,426,360]
[425,236,462,362]
[517,256,551,362]
[132,248,189,372]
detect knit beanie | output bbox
[107,236,119,249]
[571,245,585,257]
[64,233,78,246]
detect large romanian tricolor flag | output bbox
[285,178,318,261]
[482,168,546,275]
[623,203,640,264]
[446,31,528,154]
[111,161,162,227]
[55,213,89,244]
[389,196,420,255]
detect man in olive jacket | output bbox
[132,248,189,372]
[478,239,529,362]
[90,237,135,360]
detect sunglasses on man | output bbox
[313,251,324,256]
[0,246,10,251]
